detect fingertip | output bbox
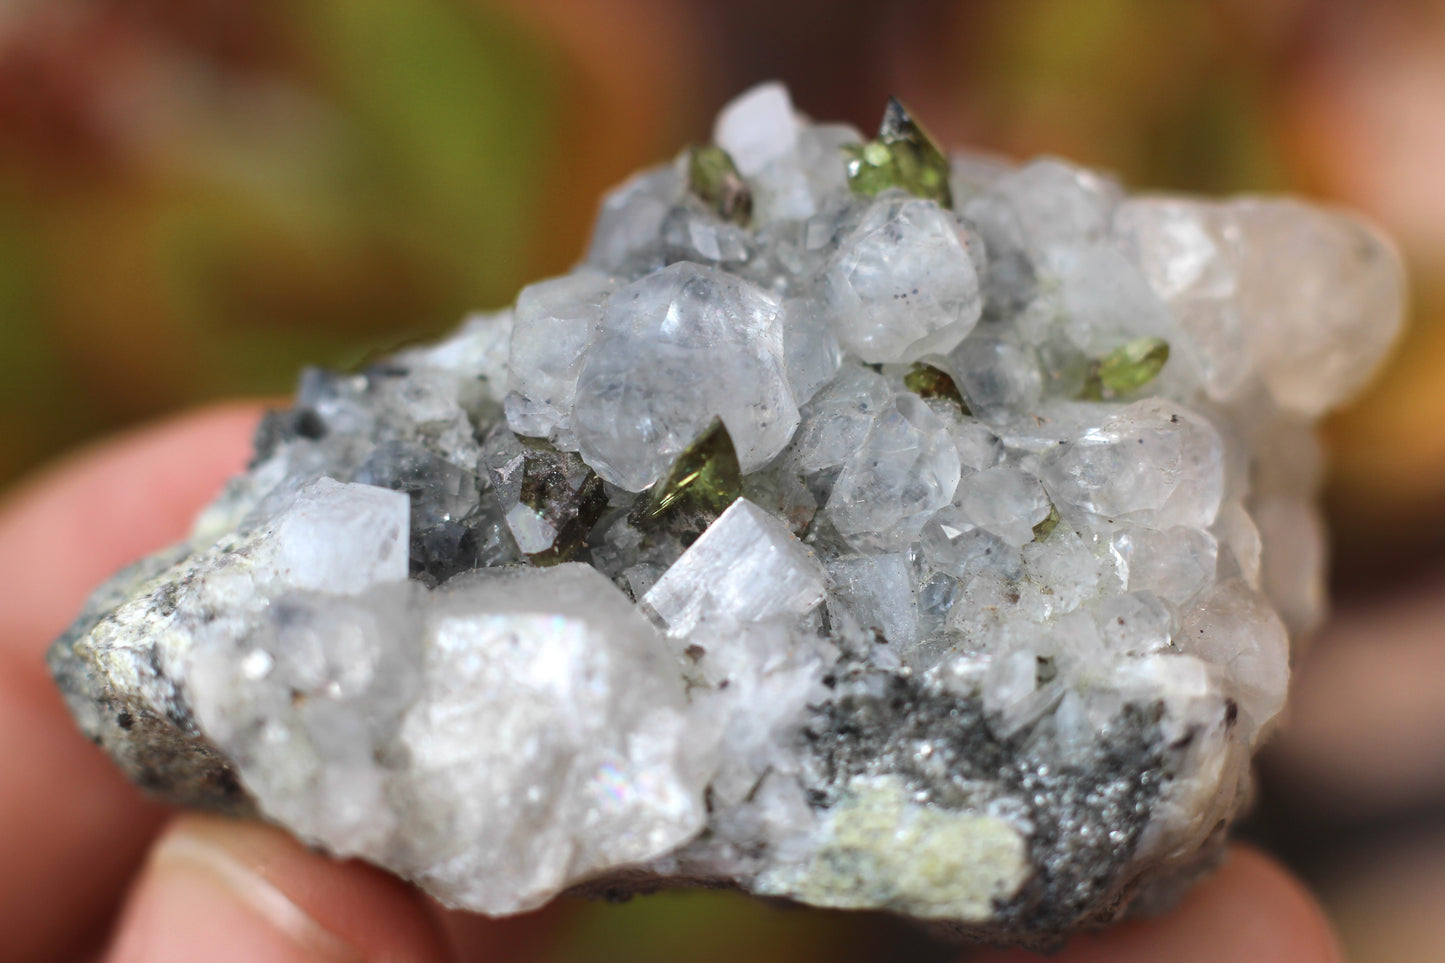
[1216,847,1343,962]
[0,402,272,960]
[433,901,569,962]
[967,846,1342,963]
[0,400,269,664]
[0,669,166,963]
[105,814,451,963]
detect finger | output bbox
[969,846,1342,963]
[0,403,265,963]
[433,903,569,962]
[1266,579,1445,818]
[0,401,267,662]
[104,814,451,963]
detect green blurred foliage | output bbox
[962,0,1289,193]
[0,0,560,486]
[546,889,952,963]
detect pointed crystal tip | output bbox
[843,97,953,207]
[878,96,914,141]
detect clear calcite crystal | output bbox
[572,261,798,491]
[822,197,983,362]
[188,564,707,915]
[50,83,1406,945]
[641,498,827,638]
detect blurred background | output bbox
[1,0,1442,959]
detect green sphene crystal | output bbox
[632,417,742,543]
[903,363,970,414]
[843,97,953,208]
[1032,503,1061,542]
[1082,337,1170,401]
[687,144,753,226]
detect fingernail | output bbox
[107,819,360,963]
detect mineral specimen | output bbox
[49,82,1405,945]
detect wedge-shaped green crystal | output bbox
[1082,337,1170,400]
[843,97,953,208]
[688,144,753,226]
[632,417,742,542]
[903,362,970,415]
[1032,503,1061,542]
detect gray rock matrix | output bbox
[50,83,1404,943]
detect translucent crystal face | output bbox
[51,82,1406,943]
[820,197,983,363]
[572,261,798,491]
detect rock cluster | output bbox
[50,83,1404,943]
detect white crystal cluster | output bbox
[50,83,1405,941]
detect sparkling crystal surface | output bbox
[50,84,1406,945]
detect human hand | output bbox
[0,404,1343,962]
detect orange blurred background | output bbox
[2,1,1443,960]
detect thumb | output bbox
[104,814,451,963]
